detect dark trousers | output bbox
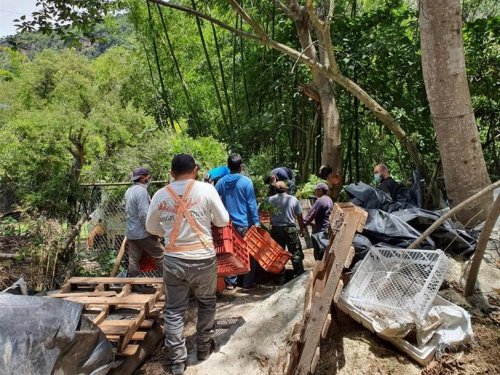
[270,226,304,275]
[225,225,257,288]
[163,256,217,364]
[127,236,164,277]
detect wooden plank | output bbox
[107,331,147,342]
[344,246,355,269]
[333,280,344,303]
[354,207,368,233]
[92,306,110,325]
[291,322,303,342]
[139,319,154,329]
[101,325,130,336]
[118,284,134,296]
[303,272,314,318]
[100,319,154,330]
[115,344,139,357]
[50,291,117,298]
[296,210,364,375]
[59,283,72,293]
[310,347,320,374]
[120,310,146,352]
[148,283,165,311]
[321,314,331,339]
[61,294,153,305]
[67,277,163,285]
[109,323,164,375]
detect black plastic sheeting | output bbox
[362,209,436,249]
[345,183,477,261]
[345,182,404,212]
[392,208,476,254]
[0,294,114,375]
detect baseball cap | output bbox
[132,167,150,181]
[315,182,329,191]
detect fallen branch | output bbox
[464,195,500,297]
[0,253,21,260]
[64,213,90,251]
[408,180,500,249]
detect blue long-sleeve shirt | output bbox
[215,173,260,228]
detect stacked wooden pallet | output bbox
[285,203,368,375]
[50,277,164,357]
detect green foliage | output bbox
[463,17,500,178]
[296,175,325,199]
[1,0,497,217]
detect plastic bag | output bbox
[0,294,114,375]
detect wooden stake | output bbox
[111,237,127,277]
[464,195,500,297]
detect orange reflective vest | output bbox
[164,180,213,253]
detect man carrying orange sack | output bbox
[146,154,229,375]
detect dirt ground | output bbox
[137,235,500,375]
[1,230,499,375]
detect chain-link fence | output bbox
[80,182,165,278]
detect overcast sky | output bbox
[0,0,38,37]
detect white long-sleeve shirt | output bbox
[146,179,229,259]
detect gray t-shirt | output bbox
[125,183,151,240]
[267,193,302,226]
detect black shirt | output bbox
[380,177,399,200]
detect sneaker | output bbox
[197,339,215,361]
[171,362,185,375]
[241,283,258,291]
[226,284,235,290]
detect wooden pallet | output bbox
[50,277,165,356]
[284,203,367,375]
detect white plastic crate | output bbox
[344,247,449,321]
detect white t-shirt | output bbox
[146,179,229,259]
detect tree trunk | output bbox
[151,0,429,181]
[317,81,341,172]
[419,0,492,225]
[288,2,342,174]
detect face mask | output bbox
[374,173,382,183]
[143,178,151,188]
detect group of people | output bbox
[123,154,398,374]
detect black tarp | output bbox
[362,209,436,249]
[345,182,402,212]
[0,294,114,375]
[392,208,476,254]
[344,182,476,256]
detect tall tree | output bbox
[16,0,428,181]
[419,0,492,225]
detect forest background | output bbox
[0,0,498,225]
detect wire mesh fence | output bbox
[80,182,165,278]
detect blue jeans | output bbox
[225,225,255,287]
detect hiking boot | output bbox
[171,362,185,375]
[197,339,215,361]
